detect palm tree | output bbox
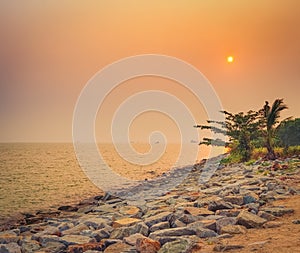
[262,99,288,160]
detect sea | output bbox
[0,143,211,219]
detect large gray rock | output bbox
[243,195,257,204]
[0,242,21,253]
[223,195,244,206]
[177,214,200,224]
[124,233,147,246]
[160,240,187,252]
[257,211,277,221]
[195,227,217,238]
[20,239,41,252]
[149,227,195,239]
[260,207,294,217]
[62,223,89,235]
[157,238,198,253]
[81,216,110,229]
[214,243,244,252]
[136,237,161,253]
[144,212,173,227]
[91,227,112,241]
[0,230,20,244]
[216,217,237,233]
[59,234,96,246]
[237,210,267,228]
[40,241,66,253]
[104,241,136,253]
[208,200,233,211]
[220,225,247,234]
[34,234,61,246]
[187,221,217,237]
[150,221,170,232]
[110,222,148,239]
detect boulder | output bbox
[149,227,195,239]
[104,242,135,253]
[144,212,173,227]
[136,237,161,253]
[208,200,233,211]
[183,207,214,216]
[237,210,266,228]
[124,233,147,246]
[260,207,294,217]
[0,242,21,253]
[216,217,237,233]
[67,242,105,253]
[112,218,142,228]
[220,225,247,234]
[150,221,170,232]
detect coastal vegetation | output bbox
[195,99,300,163]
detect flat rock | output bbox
[81,216,110,229]
[136,237,161,253]
[257,211,277,221]
[150,221,170,232]
[110,222,148,239]
[91,227,112,241]
[112,218,141,228]
[157,238,195,253]
[124,233,147,246]
[144,212,173,227]
[220,225,247,234]
[199,220,217,231]
[119,206,141,218]
[62,223,89,235]
[150,227,195,238]
[92,204,116,213]
[263,221,283,228]
[67,242,105,252]
[0,242,21,253]
[243,195,257,204]
[0,230,20,244]
[184,207,214,216]
[213,243,244,252]
[261,207,294,217]
[216,217,237,233]
[208,200,233,211]
[35,234,61,246]
[41,241,66,253]
[20,239,41,252]
[237,210,267,228]
[104,242,136,253]
[177,214,199,224]
[60,235,95,246]
[215,209,240,217]
[223,195,244,206]
[195,227,217,238]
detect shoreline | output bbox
[0,156,299,252]
[0,155,300,253]
[0,154,224,229]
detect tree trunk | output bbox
[266,135,276,160]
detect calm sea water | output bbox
[0,143,208,219]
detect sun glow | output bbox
[227,56,234,63]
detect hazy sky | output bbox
[0,1,299,142]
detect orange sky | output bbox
[0,1,299,142]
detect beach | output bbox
[0,154,299,252]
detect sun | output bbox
[227,56,234,63]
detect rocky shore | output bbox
[0,157,300,253]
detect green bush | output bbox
[251,146,300,160]
[220,152,243,164]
